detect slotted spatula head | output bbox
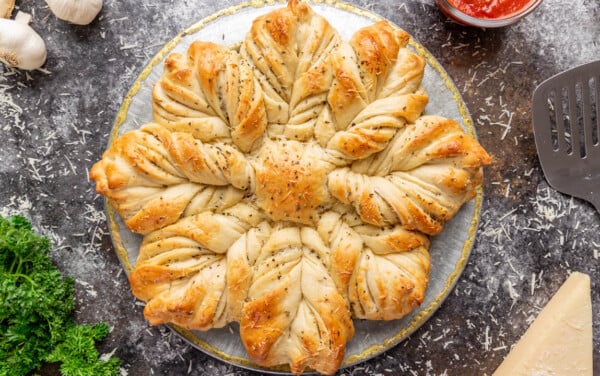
[532,60,600,213]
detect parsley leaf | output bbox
[0,215,120,376]
[46,323,120,376]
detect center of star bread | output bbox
[253,138,336,225]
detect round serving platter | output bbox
[105,1,483,373]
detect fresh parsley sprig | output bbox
[0,215,120,376]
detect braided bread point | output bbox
[240,226,354,375]
[130,245,230,330]
[350,21,410,102]
[152,50,231,143]
[153,41,267,152]
[352,115,493,175]
[241,0,340,142]
[89,123,253,234]
[128,203,264,329]
[326,92,429,160]
[328,116,491,234]
[317,211,430,320]
[316,21,427,157]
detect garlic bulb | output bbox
[46,0,102,25]
[0,17,47,70]
[0,0,15,18]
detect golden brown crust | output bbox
[253,139,336,225]
[89,1,492,374]
[133,258,228,329]
[239,227,354,375]
[317,212,431,320]
[327,93,429,159]
[128,204,264,329]
[89,123,252,234]
[152,41,267,152]
[330,115,492,235]
[350,21,410,102]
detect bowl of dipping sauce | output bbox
[436,0,543,27]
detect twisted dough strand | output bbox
[89,123,253,234]
[317,21,427,155]
[317,211,430,320]
[152,50,231,142]
[350,21,410,102]
[241,0,340,143]
[328,116,491,235]
[352,115,493,175]
[129,203,264,329]
[240,226,354,375]
[326,93,428,160]
[328,166,473,235]
[153,41,267,152]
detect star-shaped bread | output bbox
[90,1,491,374]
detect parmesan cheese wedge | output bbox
[493,271,593,376]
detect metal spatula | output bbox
[532,60,600,213]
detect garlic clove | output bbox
[45,0,103,25]
[0,0,14,19]
[14,10,32,24]
[0,18,47,70]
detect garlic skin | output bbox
[0,0,15,18]
[0,18,47,70]
[46,0,102,25]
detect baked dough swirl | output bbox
[90,1,491,374]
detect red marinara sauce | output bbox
[448,0,535,19]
